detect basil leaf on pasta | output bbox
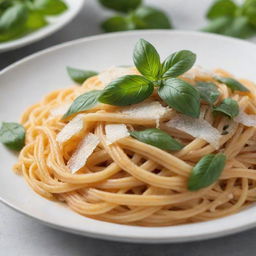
[215,76,249,92]
[188,153,226,191]
[0,122,25,151]
[133,39,161,80]
[213,98,239,118]
[63,90,102,118]
[130,128,184,151]
[196,82,220,105]
[67,67,98,84]
[98,75,153,106]
[158,78,200,118]
[161,50,196,78]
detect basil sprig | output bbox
[67,67,98,84]
[0,122,25,151]
[63,90,102,118]
[188,153,226,191]
[0,0,67,42]
[99,0,171,32]
[98,75,154,106]
[64,39,199,118]
[130,128,184,151]
[202,0,256,39]
[213,98,239,118]
[196,82,220,105]
[215,76,249,92]
[158,78,200,118]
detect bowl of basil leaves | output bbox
[0,0,84,52]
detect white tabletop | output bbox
[1,0,256,255]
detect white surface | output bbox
[1,0,256,254]
[1,30,256,243]
[0,0,84,52]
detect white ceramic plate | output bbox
[0,0,84,52]
[1,30,256,243]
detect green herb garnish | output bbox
[188,153,226,191]
[98,0,171,32]
[0,122,25,151]
[196,82,220,105]
[0,0,67,42]
[202,0,256,39]
[215,76,249,92]
[67,67,98,84]
[213,98,239,118]
[130,128,184,151]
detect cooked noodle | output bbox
[13,67,256,226]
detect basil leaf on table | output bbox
[63,90,102,118]
[242,0,256,27]
[196,82,220,105]
[67,67,98,84]
[132,6,171,29]
[201,16,233,34]
[0,3,28,32]
[133,39,161,81]
[215,76,249,92]
[130,128,184,151]
[0,122,25,151]
[188,153,226,191]
[161,50,196,78]
[101,15,134,32]
[213,98,239,118]
[206,0,237,20]
[98,0,142,13]
[158,78,200,118]
[98,75,153,106]
[32,0,68,15]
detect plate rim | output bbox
[0,0,84,52]
[1,30,256,243]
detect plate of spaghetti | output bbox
[1,30,256,243]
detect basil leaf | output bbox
[196,82,220,105]
[242,0,256,27]
[130,128,184,151]
[26,11,47,30]
[161,50,196,78]
[67,67,98,84]
[133,39,161,80]
[158,78,200,118]
[215,76,249,92]
[188,153,226,191]
[132,6,171,29]
[213,98,239,118]
[98,75,153,106]
[101,15,134,32]
[206,0,237,20]
[98,0,142,13]
[0,3,28,32]
[0,122,25,151]
[33,0,67,15]
[201,16,233,34]
[63,90,102,118]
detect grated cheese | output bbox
[120,101,169,120]
[50,103,71,117]
[56,114,85,143]
[234,110,256,127]
[166,114,222,149]
[105,124,129,145]
[67,133,100,174]
[98,66,137,85]
[182,65,215,80]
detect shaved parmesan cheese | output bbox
[105,124,129,145]
[50,103,71,117]
[120,101,169,120]
[67,133,100,173]
[166,114,222,149]
[183,65,215,80]
[99,66,137,85]
[56,114,85,143]
[234,110,256,127]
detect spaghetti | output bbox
[13,66,256,226]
